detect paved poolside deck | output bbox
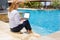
[0,21,60,40]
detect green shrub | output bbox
[51,0,60,9]
[19,2,42,8]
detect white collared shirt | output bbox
[8,10,22,28]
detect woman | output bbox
[8,2,32,33]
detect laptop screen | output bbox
[24,13,30,18]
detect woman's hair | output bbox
[8,2,19,12]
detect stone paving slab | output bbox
[0,21,60,40]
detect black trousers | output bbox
[10,20,32,32]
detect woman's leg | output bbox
[23,20,32,33]
[10,24,24,32]
[10,20,32,33]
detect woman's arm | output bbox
[14,13,21,24]
[14,13,26,24]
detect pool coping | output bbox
[17,8,59,10]
[7,8,59,10]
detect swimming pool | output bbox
[18,9,60,36]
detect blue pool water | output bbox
[18,9,60,36]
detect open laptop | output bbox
[21,13,30,20]
[23,13,30,19]
[20,13,30,23]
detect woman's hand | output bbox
[20,18,26,24]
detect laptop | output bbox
[22,13,30,20]
[23,13,30,19]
